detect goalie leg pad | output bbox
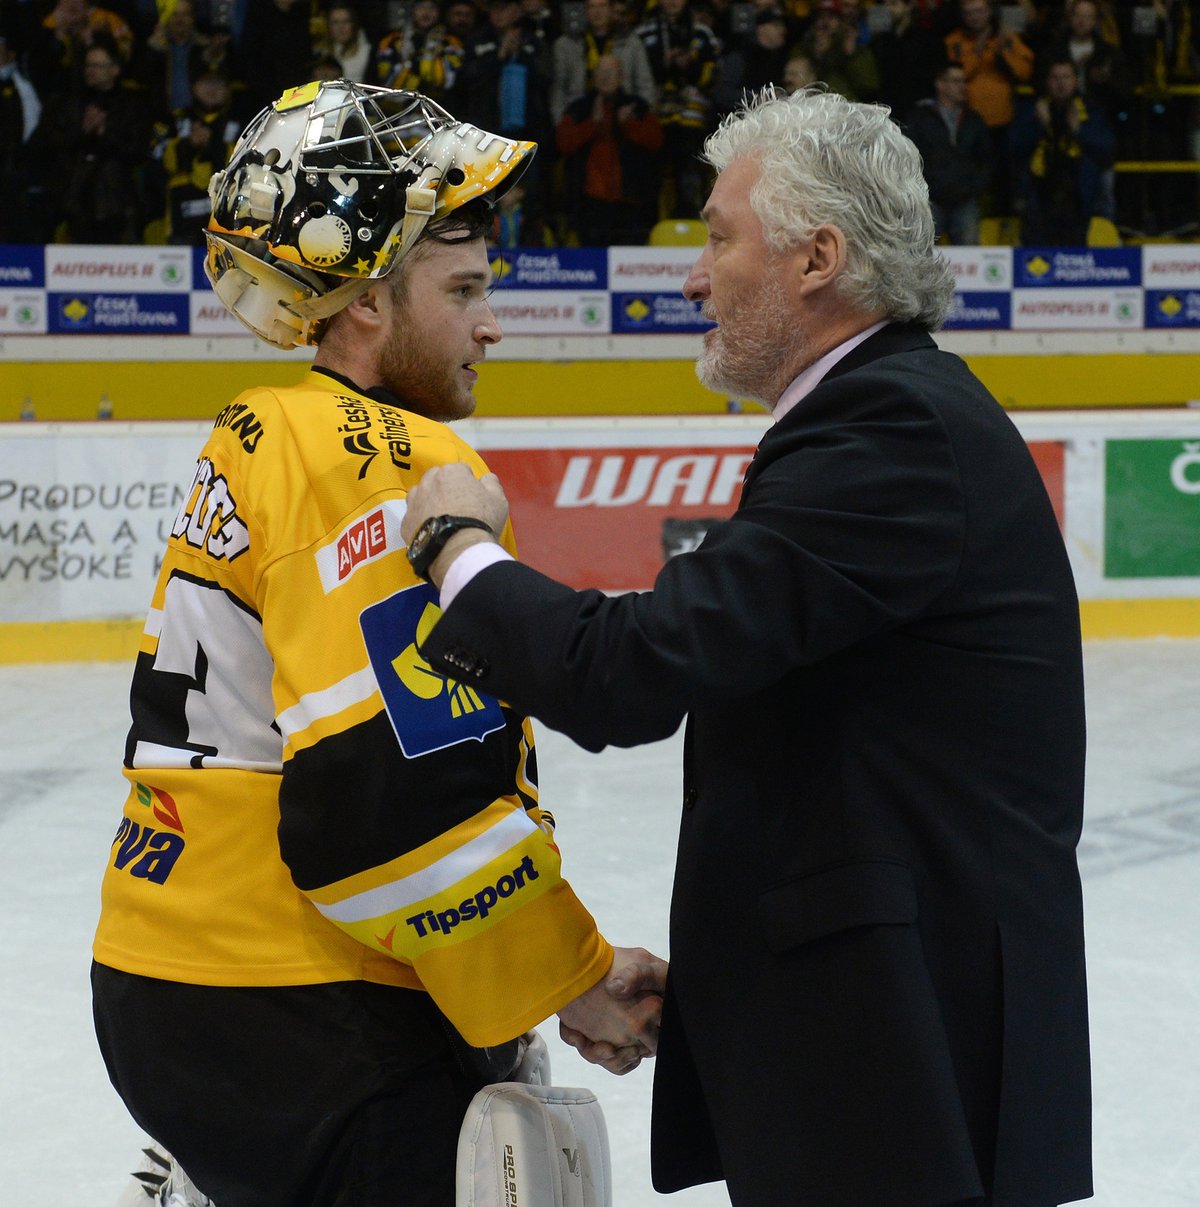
[456,1082,612,1207]
[114,1148,214,1206]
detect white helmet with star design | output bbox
[204,80,535,349]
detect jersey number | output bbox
[128,573,280,771]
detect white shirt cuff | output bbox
[439,541,514,609]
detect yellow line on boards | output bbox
[6,352,1200,421]
[3,601,1200,664]
[0,620,143,664]
[1078,599,1200,639]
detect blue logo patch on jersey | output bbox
[360,584,506,758]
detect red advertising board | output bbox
[1029,440,1065,530]
[486,439,1067,592]
[486,445,754,591]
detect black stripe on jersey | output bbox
[279,706,534,891]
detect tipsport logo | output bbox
[360,584,505,757]
[402,854,540,941]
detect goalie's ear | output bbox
[456,1081,612,1207]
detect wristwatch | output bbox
[406,514,494,583]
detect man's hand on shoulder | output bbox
[402,464,510,587]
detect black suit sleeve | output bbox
[422,383,966,751]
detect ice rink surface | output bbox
[2,640,1199,1205]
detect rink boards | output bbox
[5,329,1200,422]
[1,410,1198,662]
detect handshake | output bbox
[557,946,668,1076]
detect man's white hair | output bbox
[703,88,956,330]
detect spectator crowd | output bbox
[0,0,1197,249]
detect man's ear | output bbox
[787,224,846,299]
[318,279,390,363]
[326,280,390,347]
[346,280,388,324]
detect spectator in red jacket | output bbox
[556,51,664,245]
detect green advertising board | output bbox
[1106,439,1200,577]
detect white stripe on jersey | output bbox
[132,741,282,773]
[276,665,380,742]
[313,807,538,923]
[144,607,164,639]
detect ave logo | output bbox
[339,508,386,580]
[316,499,407,593]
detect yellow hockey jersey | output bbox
[93,367,611,1046]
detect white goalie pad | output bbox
[115,1146,214,1206]
[509,1028,552,1087]
[455,1082,612,1207]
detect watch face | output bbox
[411,517,439,558]
[407,516,442,578]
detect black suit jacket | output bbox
[424,324,1092,1207]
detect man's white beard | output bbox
[695,278,810,409]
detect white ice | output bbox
[2,641,1198,1205]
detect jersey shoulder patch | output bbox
[360,583,505,758]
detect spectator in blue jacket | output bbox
[452,0,553,223]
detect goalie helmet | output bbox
[204,80,535,349]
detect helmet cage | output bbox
[204,80,534,348]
